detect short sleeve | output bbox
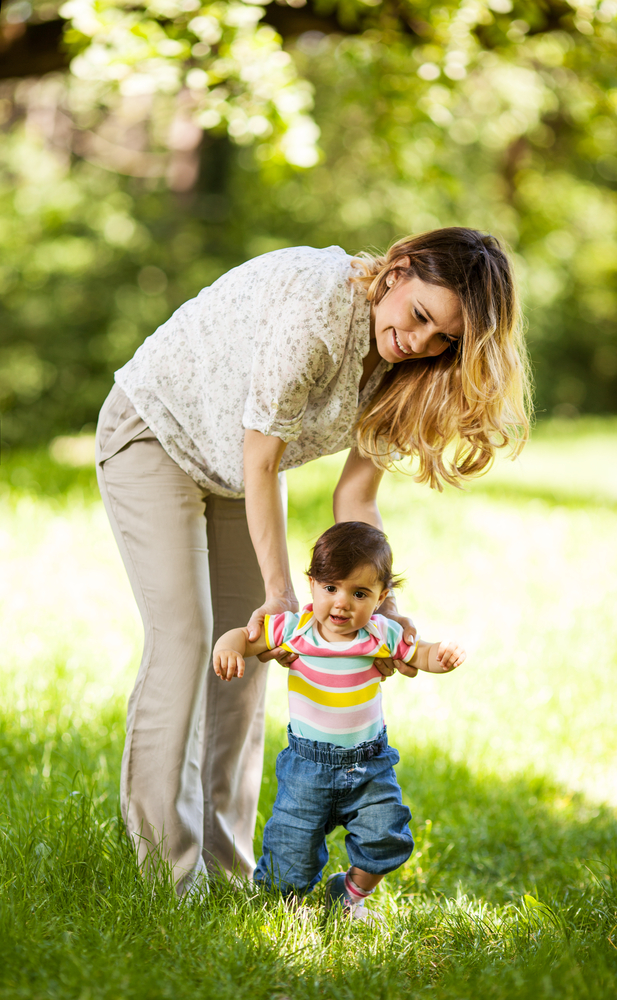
[374,616,418,663]
[242,247,354,442]
[263,612,300,650]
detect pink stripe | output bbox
[269,615,286,648]
[290,635,379,658]
[290,660,381,688]
[288,695,383,731]
[393,637,414,661]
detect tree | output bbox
[0,0,616,444]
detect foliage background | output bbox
[1,0,616,446]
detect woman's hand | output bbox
[247,594,299,666]
[377,599,418,679]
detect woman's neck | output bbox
[359,339,381,390]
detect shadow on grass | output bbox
[258,724,617,907]
[1,703,616,999]
[5,700,613,910]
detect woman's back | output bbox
[115,244,382,495]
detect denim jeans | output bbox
[253,727,414,894]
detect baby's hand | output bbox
[432,640,466,672]
[213,649,245,682]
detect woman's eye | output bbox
[414,308,428,324]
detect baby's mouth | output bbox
[330,614,349,624]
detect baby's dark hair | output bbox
[307,521,401,590]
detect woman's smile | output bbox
[393,330,412,357]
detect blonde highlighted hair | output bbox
[352,227,532,490]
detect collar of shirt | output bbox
[290,603,384,646]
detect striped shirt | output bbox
[263,606,417,748]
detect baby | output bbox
[213,521,465,920]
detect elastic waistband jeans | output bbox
[286,724,389,766]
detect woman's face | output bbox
[371,268,464,364]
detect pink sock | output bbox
[344,871,375,905]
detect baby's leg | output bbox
[348,868,384,892]
[253,747,333,896]
[339,746,414,890]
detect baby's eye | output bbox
[324,585,337,593]
[353,591,367,600]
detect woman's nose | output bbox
[410,329,439,356]
[410,330,432,354]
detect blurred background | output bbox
[1,0,616,447]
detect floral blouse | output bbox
[115,245,391,497]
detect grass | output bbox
[1,418,617,999]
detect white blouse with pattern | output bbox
[115,245,391,497]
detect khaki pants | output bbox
[96,384,271,893]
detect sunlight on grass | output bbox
[1,419,616,998]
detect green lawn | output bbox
[1,420,616,999]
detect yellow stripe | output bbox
[372,643,393,659]
[289,675,381,707]
[263,615,274,649]
[296,611,313,632]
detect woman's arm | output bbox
[244,429,299,641]
[333,447,385,528]
[334,448,418,676]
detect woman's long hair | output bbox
[352,227,532,490]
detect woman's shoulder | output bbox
[192,245,364,314]
[229,244,354,285]
[213,245,365,347]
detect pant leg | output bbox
[97,428,213,894]
[253,748,333,894]
[336,747,414,876]
[200,494,269,876]
[96,387,280,888]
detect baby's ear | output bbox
[375,588,390,608]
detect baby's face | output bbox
[309,565,389,642]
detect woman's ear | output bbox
[394,254,411,270]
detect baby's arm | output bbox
[409,638,466,674]
[213,627,270,682]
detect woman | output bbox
[95,227,530,894]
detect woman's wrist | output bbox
[264,580,295,600]
[264,589,298,611]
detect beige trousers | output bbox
[96,384,271,893]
